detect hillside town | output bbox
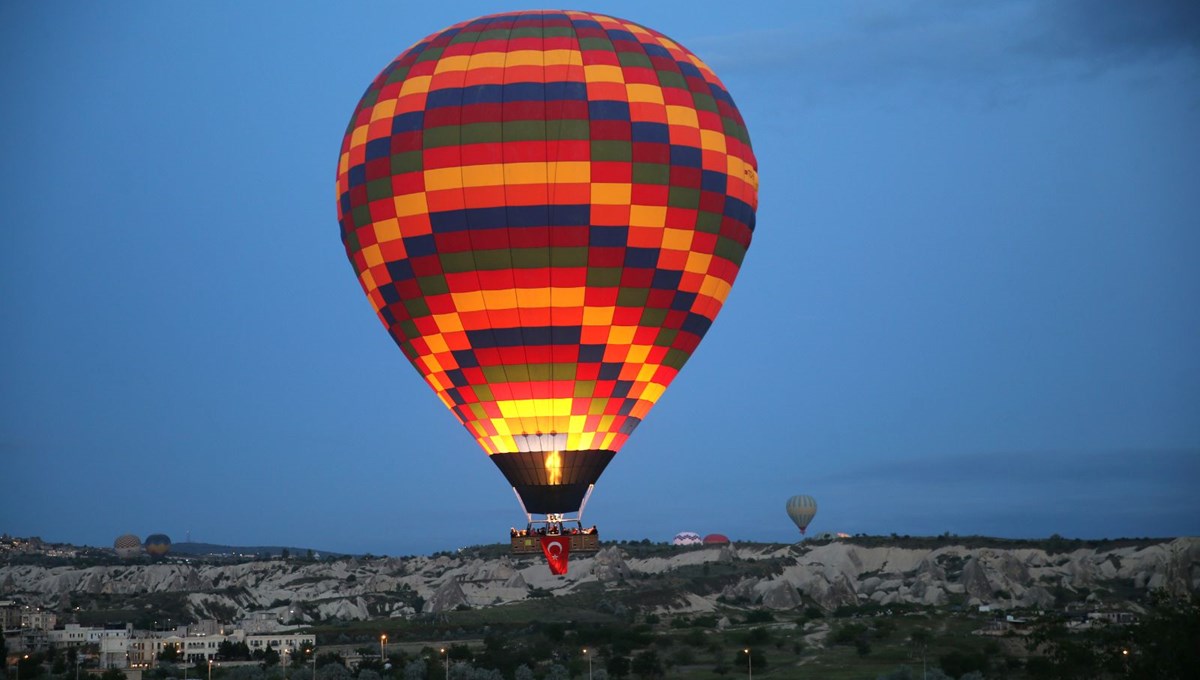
[3,533,1196,678]
[2,601,314,670]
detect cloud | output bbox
[1025,0,1200,65]
[811,447,1199,488]
[692,0,1200,100]
[802,448,1200,537]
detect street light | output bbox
[207,659,213,680]
[582,648,592,680]
[743,648,752,680]
[380,634,387,663]
[439,648,448,680]
[17,654,30,680]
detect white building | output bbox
[47,624,92,647]
[148,630,315,666]
[39,620,314,669]
[99,635,130,669]
[20,607,58,631]
[243,632,315,655]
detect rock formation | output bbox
[1,537,1195,621]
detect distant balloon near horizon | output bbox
[113,534,142,559]
[336,10,758,518]
[703,533,729,545]
[786,494,818,535]
[672,531,702,545]
[144,533,172,556]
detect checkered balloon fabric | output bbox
[336,11,757,512]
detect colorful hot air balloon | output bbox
[786,495,818,535]
[113,534,142,559]
[336,11,757,523]
[145,533,172,557]
[673,531,702,546]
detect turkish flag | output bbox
[540,536,570,575]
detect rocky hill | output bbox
[2,537,1196,623]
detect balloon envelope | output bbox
[786,495,818,534]
[113,534,142,559]
[145,533,172,556]
[336,11,758,514]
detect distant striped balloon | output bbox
[786,495,818,535]
[337,10,758,516]
[673,531,702,545]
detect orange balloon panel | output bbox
[337,11,757,513]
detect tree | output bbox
[739,628,771,646]
[606,656,630,679]
[218,641,251,661]
[317,653,346,670]
[402,661,426,680]
[317,663,351,680]
[668,647,694,667]
[1117,591,1200,679]
[631,650,663,679]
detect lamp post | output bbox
[207,659,213,680]
[582,648,592,680]
[17,654,30,680]
[380,634,387,663]
[439,648,448,680]
[743,649,752,680]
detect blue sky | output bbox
[2,1,1197,556]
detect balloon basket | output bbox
[510,520,600,554]
[509,484,600,556]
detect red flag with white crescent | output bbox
[540,536,570,575]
